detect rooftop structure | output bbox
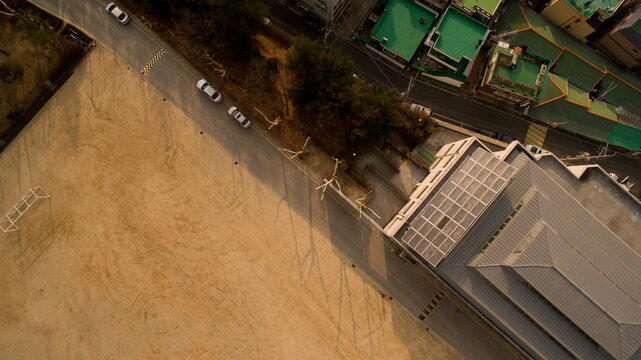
[540,0,626,40]
[479,43,550,103]
[426,6,489,73]
[386,137,641,359]
[370,0,437,61]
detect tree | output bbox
[286,36,354,105]
[350,81,401,140]
[204,0,268,54]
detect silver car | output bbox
[525,144,547,154]
[227,106,250,128]
[410,103,432,116]
[196,79,223,103]
[105,2,129,24]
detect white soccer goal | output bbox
[0,187,50,233]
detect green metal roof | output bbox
[459,0,504,15]
[432,6,489,62]
[588,99,618,121]
[532,73,623,147]
[567,82,589,107]
[537,72,566,103]
[607,122,641,151]
[530,98,617,143]
[370,0,436,60]
[562,0,623,19]
[597,72,641,116]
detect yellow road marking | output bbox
[140,49,166,75]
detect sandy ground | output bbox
[0,44,459,359]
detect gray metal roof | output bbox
[394,138,641,359]
[469,156,641,359]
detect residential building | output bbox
[478,42,551,103]
[592,7,641,72]
[539,0,626,41]
[297,0,351,25]
[450,0,504,23]
[368,0,438,64]
[494,0,641,151]
[357,0,493,88]
[385,136,641,359]
[420,5,490,87]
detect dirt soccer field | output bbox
[0,45,459,359]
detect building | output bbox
[450,0,504,23]
[494,0,641,151]
[357,0,494,88]
[592,7,641,72]
[297,0,351,25]
[420,5,490,87]
[368,0,438,64]
[539,0,626,41]
[385,137,641,359]
[478,42,551,103]
[528,72,641,151]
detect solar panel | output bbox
[400,148,517,266]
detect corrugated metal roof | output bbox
[473,264,607,359]
[433,148,641,359]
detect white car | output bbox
[227,106,250,128]
[105,2,129,24]
[525,144,547,154]
[196,79,223,103]
[410,103,432,116]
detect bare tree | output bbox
[138,15,152,29]
[204,50,226,79]
[254,107,281,130]
[355,191,380,220]
[316,158,341,200]
[0,0,15,16]
[279,136,309,159]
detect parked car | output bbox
[105,2,129,24]
[410,103,432,116]
[227,106,251,128]
[525,144,547,154]
[196,79,223,103]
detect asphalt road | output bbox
[266,0,641,198]
[26,0,518,358]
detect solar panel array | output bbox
[401,148,517,266]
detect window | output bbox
[514,233,533,253]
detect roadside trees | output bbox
[286,36,354,105]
